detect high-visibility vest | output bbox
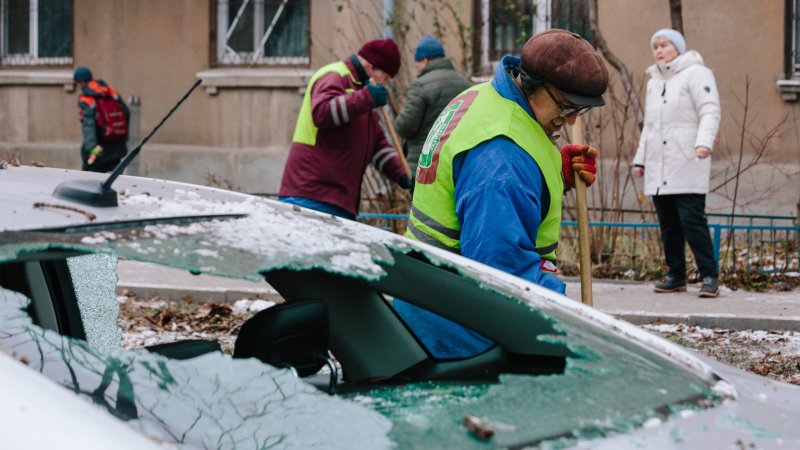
[406,82,563,261]
[292,61,357,146]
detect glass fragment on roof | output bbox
[0,195,406,281]
[67,254,122,352]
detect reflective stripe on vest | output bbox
[405,82,563,261]
[292,61,357,146]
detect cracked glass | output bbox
[0,191,725,448]
[0,286,393,449]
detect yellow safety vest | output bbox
[292,61,357,146]
[406,82,563,261]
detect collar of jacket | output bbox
[83,79,111,97]
[346,54,369,86]
[418,57,455,77]
[493,55,537,122]
[648,50,704,79]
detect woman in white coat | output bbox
[632,29,721,297]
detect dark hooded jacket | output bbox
[393,58,471,174]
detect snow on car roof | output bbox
[1,165,253,231]
[1,165,409,280]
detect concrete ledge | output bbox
[611,311,800,332]
[118,282,282,304]
[0,142,289,194]
[0,69,73,86]
[196,68,312,92]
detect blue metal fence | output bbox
[357,213,800,274]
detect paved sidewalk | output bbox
[117,260,800,331]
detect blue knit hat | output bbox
[414,35,445,61]
[73,66,93,82]
[650,29,686,55]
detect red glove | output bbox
[560,144,598,189]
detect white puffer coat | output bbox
[633,50,720,195]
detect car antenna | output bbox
[53,79,203,207]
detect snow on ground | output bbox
[643,322,800,385]
[118,295,274,353]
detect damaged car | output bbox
[2,164,800,449]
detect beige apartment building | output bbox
[1,0,798,214]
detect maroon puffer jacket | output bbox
[279,57,406,216]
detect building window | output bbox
[476,0,590,74]
[778,0,800,100]
[789,0,800,78]
[214,0,309,66]
[0,0,73,66]
[550,0,591,42]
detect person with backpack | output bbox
[73,67,130,173]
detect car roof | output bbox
[1,165,718,385]
[1,165,254,231]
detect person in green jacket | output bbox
[394,35,471,176]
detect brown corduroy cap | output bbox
[520,29,608,107]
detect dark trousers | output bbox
[652,194,718,279]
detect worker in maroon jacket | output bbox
[279,39,413,219]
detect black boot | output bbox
[654,275,687,293]
[699,277,720,298]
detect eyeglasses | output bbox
[543,84,591,118]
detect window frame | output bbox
[0,0,73,66]
[473,0,548,75]
[472,0,592,76]
[210,0,310,68]
[787,0,800,78]
[778,0,800,100]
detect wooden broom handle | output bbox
[572,117,593,306]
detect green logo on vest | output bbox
[419,100,462,168]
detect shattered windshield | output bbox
[347,316,716,449]
[0,193,723,448]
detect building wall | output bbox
[0,0,796,213]
[597,0,799,215]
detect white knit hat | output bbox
[650,28,686,54]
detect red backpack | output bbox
[94,94,128,142]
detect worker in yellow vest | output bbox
[398,29,609,358]
[279,39,412,219]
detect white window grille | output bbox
[478,0,590,75]
[216,0,309,66]
[479,0,548,73]
[792,0,800,77]
[0,0,73,66]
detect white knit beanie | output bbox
[650,28,686,54]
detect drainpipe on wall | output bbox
[126,96,142,176]
[382,0,394,39]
